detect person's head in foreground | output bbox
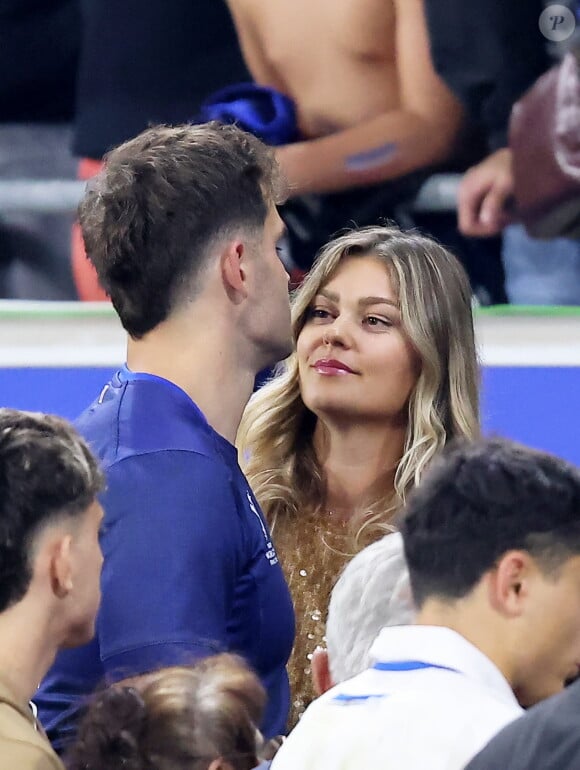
[238,225,480,542]
[0,409,103,770]
[67,654,267,770]
[402,437,580,707]
[312,531,415,694]
[79,121,292,374]
[0,408,104,665]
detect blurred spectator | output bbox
[73,0,247,159]
[271,438,580,770]
[311,532,414,696]
[0,0,80,299]
[465,679,580,770]
[0,408,104,770]
[226,0,463,196]
[71,0,248,299]
[427,0,580,304]
[425,0,547,160]
[67,655,267,770]
[224,0,507,302]
[0,0,79,123]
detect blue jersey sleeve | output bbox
[97,450,243,680]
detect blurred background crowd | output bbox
[0,0,579,305]
[0,4,580,770]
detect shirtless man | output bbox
[226,0,464,197]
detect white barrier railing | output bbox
[0,301,579,368]
[0,175,461,215]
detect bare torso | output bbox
[227,0,400,138]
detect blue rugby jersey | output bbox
[35,369,294,752]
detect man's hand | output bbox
[458,148,515,237]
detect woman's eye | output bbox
[307,307,332,321]
[365,315,391,327]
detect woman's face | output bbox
[296,255,419,424]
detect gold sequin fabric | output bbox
[273,511,354,729]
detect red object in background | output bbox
[72,158,108,301]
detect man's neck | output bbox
[126,316,257,445]
[415,598,517,692]
[313,417,405,515]
[0,610,57,708]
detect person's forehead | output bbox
[320,258,397,301]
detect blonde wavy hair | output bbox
[237,226,480,547]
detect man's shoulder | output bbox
[273,674,519,770]
[0,705,62,770]
[76,375,225,467]
[0,738,63,770]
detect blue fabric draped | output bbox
[197,82,298,146]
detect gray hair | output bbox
[326,532,415,683]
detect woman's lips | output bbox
[313,358,355,375]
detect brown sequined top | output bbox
[272,510,356,728]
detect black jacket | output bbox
[424,0,549,149]
[0,0,80,122]
[466,680,580,770]
[73,0,248,158]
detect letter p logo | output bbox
[539,5,576,41]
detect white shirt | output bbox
[272,625,523,770]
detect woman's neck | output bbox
[313,418,407,517]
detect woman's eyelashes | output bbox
[306,306,333,322]
[305,305,394,329]
[364,315,393,328]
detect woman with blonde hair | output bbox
[237,225,480,722]
[66,654,268,770]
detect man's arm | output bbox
[276,0,464,196]
[97,451,242,679]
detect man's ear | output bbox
[220,240,248,301]
[49,533,74,599]
[311,647,334,695]
[488,550,532,617]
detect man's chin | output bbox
[525,683,571,708]
[264,340,293,369]
[565,671,580,687]
[62,624,96,649]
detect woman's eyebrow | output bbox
[358,296,399,309]
[318,289,339,302]
[317,290,399,309]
